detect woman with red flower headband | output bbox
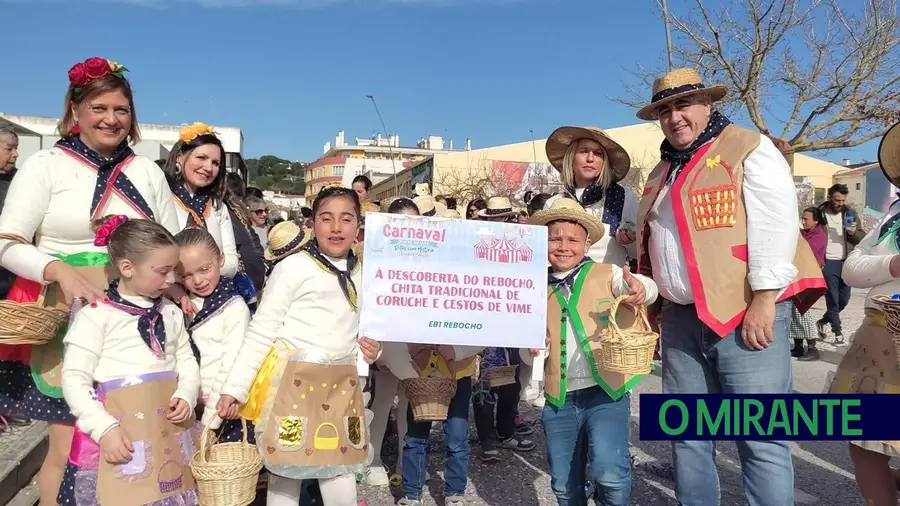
[0,57,181,505]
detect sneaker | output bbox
[446,495,466,505]
[515,422,535,437]
[791,345,804,358]
[834,333,845,345]
[365,465,390,487]
[798,348,820,361]
[479,447,500,462]
[398,499,421,506]
[500,435,536,452]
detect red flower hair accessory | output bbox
[68,57,129,91]
[94,215,129,247]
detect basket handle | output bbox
[0,233,61,309]
[607,295,652,337]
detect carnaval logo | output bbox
[382,216,447,256]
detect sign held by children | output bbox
[360,212,548,349]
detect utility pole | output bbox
[366,95,399,197]
[661,0,674,71]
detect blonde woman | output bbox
[544,127,636,266]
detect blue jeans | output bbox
[541,385,631,506]
[820,259,851,334]
[402,377,472,500]
[661,300,793,506]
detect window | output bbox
[856,183,861,190]
[333,165,345,176]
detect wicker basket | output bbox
[482,364,518,387]
[402,377,458,422]
[594,295,659,375]
[0,234,69,345]
[190,418,263,506]
[868,295,900,360]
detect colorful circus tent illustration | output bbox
[474,235,533,263]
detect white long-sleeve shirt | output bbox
[648,134,799,304]
[173,197,240,277]
[221,252,361,403]
[545,187,638,266]
[188,293,250,427]
[61,295,200,443]
[0,149,180,283]
[551,263,658,392]
[842,204,900,309]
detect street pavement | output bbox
[357,290,877,505]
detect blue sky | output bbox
[0,0,880,164]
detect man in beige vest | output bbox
[635,68,825,506]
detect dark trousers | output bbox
[820,259,851,334]
[472,349,522,443]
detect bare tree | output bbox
[618,0,900,153]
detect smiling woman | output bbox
[162,124,240,277]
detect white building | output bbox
[0,113,247,180]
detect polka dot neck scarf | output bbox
[55,136,155,221]
[302,239,360,311]
[563,183,627,235]
[172,184,213,229]
[659,111,731,186]
[105,280,166,358]
[186,277,241,364]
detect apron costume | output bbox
[0,136,154,422]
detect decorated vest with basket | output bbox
[545,262,655,407]
[636,124,826,337]
[407,344,477,380]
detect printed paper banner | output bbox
[360,212,548,349]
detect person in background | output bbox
[0,127,19,301]
[245,186,264,199]
[465,198,486,220]
[817,183,866,344]
[793,207,827,360]
[353,175,372,203]
[246,195,269,249]
[526,193,552,217]
[444,197,458,210]
[300,206,313,228]
[223,173,266,294]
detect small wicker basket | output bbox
[594,295,659,375]
[482,365,518,388]
[868,295,900,360]
[0,234,68,346]
[190,418,263,506]
[402,377,458,422]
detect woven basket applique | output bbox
[688,156,738,231]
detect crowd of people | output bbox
[0,56,898,506]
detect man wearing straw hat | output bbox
[635,68,826,506]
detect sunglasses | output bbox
[253,209,268,215]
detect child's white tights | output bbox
[369,371,410,471]
[267,473,357,506]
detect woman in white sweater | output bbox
[162,123,239,277]
[828,122,900,505]
[0,57,181,505]
[58,216,200,505]
[173,227,250,438]
[543,126,638,266]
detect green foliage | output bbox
[246,155,308,192]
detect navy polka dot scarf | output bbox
[55,136,155,221]
[186,277,241,364]
[563,183,626,235]
[548,257,592,290]
[105,280,167,358]
[173,184,212,228]
[302,239,360,311]
[660,110,732,186]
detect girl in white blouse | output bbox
[173,227,250,438]
[58,216,200,505]
[217,185,381,506]
[0,57,181,506]
[162,123,239,277]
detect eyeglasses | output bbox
[253,209,268,215]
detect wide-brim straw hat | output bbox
[530,198,605,245]
[439,209,462,219]
[477,196,518,218]
[360,201,380,227]
[636,67,728,121]
[413,196,447,217]
[545,126,631,184]
[879,121,900,188]
[265,221,311,261]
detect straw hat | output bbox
[265,221,311,261]
[636,67,728,121]
[413,195,447,217]
[546,126,632,184]
[879,121,900,188]
[477,196,518,218]
[379,197,397,213]
[530,198,605,245]
[439,209,462,219]
[360,201,380,227]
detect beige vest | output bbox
[637,124,826,337]
[544,262,646,407]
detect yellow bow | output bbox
[705,155,721,169]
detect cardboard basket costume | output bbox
[870,295,900,360]
[64,371,200,505]
[247,341,373,480]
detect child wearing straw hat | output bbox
[530,198,658,506]
[264,220,311,267]
[826,121,900,505]
[476,196,519,223]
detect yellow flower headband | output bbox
[179,122,217,144]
